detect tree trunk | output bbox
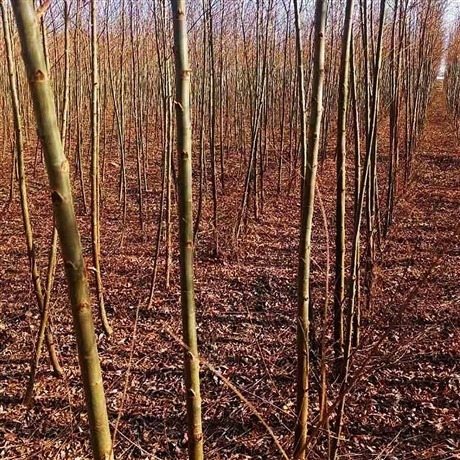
[11,2,113,458]
[171,0,204,457]
[294,0,327,457]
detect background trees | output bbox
[445,16,460,136]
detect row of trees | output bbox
[1,0,445,458]
[1,0,444,236]
[445,16,460,138]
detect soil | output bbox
[0,86,458,459]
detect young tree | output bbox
[90,0,112,336]
[171,0,204,457]
[1,0,63,406]
[294,0,327,457]
[333,0,354,374]
[11,2,113,458]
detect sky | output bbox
[445,0,460,30]
[437,0,459,76]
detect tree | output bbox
[11,2,113,458]
[171,0,204,457]
[333,0,354,375]
[90,0,112,336]
[294,0,327,457]
[1,0,63,406]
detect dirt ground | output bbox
[0,86,458,459]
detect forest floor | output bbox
[0,85,459,459]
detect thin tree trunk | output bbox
[333,1,386,457]
[90,0,112,337]
[171,0,204,457]
[333,0,354,378]
[294,0,327,457]
[1,0,63,406]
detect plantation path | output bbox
[347,86,460,458]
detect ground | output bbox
[0,86,458,459]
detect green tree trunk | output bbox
[170,0,204,457]
[294,0,327,458]
[11,2,113,458]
